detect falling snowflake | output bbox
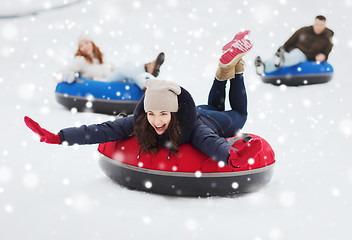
[65,193,94,213]
[62,178,70,185]
[218,161,225,168]
[269,228,282,240]
[232,182,239,189]
[4,204,14,213]
[0,166,12,182]
[144,181,152,189]
[86,101,93,108]
[279,191,296,207]
[23,172,40,189]
[339,118,352,137]
[331,188,341,197]
[1,23,18,40]
[302,98,311,107]
[17,83,36,100]
[185,218,198,231]
[70,107,78,113]
[142,216,152,224]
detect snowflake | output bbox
[142,216,152,224]
[185,219,198,231]
[18,83,36,100]
[302,98,311,107]
[195,171,202,178]
[144,181,152,189]
[218,161,225,168]
[1,23,18,40]
[70,107,78,114]
[232,182,239,189]
[62,178,70,185]
[339,118,352,136]
[66,193,94,213]
[279,191,296,207]
[0,166,12,182]
[269,228,282,240]
[23,172,39,189]
[133,1,141,8]
[4,204,14,213]
[85,101,93,108]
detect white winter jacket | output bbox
[56,56,115,82]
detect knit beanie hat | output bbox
[144,79,181,112]
[77,31,93,45]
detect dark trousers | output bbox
[197,74,247,138]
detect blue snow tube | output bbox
[261,61,333,86]
[55,78,144,115]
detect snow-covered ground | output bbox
[1,0,352,239]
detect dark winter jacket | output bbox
[58,87,233,162]
[283,26,334,60]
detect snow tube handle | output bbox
[226,133,252,145]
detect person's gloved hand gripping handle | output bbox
[228,139,263,168]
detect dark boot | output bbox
[145,52,165,77]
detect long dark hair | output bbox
[75,41,104,64]
[133,112,182,155]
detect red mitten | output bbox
[24,116,61,144]
[228,138,263,168]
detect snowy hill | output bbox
[1,0,352,239]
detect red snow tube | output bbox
[98,133,275,197]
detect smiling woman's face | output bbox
[78,40,94,55]
[147,110,172,135]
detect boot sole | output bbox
[222,30,251,51]
[219,52,248,68]
[152,52,165,77]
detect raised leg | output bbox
[207,78,227,111]
[229,73,247,115]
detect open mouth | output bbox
[154,124,166,133]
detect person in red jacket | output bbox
[25,30,262,169]
[255,15,334,74]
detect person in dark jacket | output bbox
[24,31,262,169]
[255,15,334,74]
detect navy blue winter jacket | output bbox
[58,87,234,162]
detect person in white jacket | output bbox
[54,32,165,90]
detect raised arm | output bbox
[24,116,134,146]
[283,27,305,52]
[53,56,86,82]
[321,29,334,60]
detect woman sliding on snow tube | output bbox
[25,30,261,170]
[53,31,165,90]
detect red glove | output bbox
[228,138,263,168]
[24,116,61,144]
